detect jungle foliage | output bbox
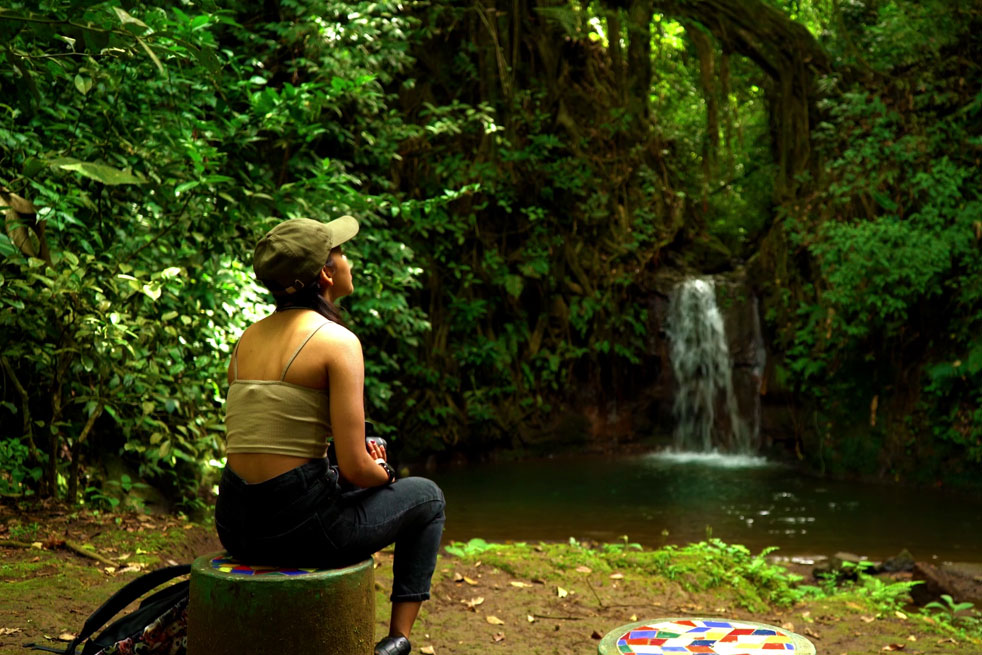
[1,0,979,505]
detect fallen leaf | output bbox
[453,572,464,582]
[103,566,116,574]
[474,561,482,568]
[420,646,436,655]
[881,645,905,651]
[591,630,603,639]
[486,616,505,625]
[609,573,624,580]
[116,552,132,561]
[0,628,22,635]
[461,597,484,611]
[117,563,145,574]
[492,632,505,643]
[907,635,916,642]
[805,628,821,640]
[781,622,795,631]
[58,633,76,641]
[509,581,532,588]
[936,638,957,645]
[557,587,568,598]
[894,611,907,620]
[31,542,43,549]
[630,614,637,621]
[845,602,864,611]
[860,616,876,623]
[575,566,592,573]
[463,576,479,586]
[526,615,535,623]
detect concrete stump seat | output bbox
[598,617,816,655]
[187,551,375,655]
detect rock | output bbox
[833,552,865,567]
[910,561,982,607]
[876,549,916,573]
[813,552,868,581]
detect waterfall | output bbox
[666,278,754,453]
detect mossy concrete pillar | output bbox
[188,552,375,655]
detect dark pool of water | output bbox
[426,451,982,563]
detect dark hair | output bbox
[269,248,347,325]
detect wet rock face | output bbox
[910,561,982,607]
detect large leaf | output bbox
[112,7,148,33]
[47,158,146,185]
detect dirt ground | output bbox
[0,502,976,655]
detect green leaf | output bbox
[192,45,222,75]
[142,283,161,301]
[22,157,44,177]
[82,28,110,53]
[135,37,166,77]
[74,74,93,96]
[113,7,148,33]
[504,275,524,298]
[48,158,146,185]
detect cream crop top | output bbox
[224,322,332,458]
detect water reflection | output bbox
[427,452,982,562]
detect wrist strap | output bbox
[377,460,396,483]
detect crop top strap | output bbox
[231,341,240,381]
[280,321,330,381]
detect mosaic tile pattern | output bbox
[614,619,799,654]
[209,556,322,576]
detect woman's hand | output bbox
[367,439,387,462]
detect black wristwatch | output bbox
[375,458,396,484]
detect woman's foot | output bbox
[374,635,411,655]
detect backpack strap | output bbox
[31,564,191,655]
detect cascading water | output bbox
[666,278,755,453]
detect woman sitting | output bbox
[216,216,445,655]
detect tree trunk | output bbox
[626,0,654,121]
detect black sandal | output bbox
[374,635,411,655]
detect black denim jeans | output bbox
[215,459,445,602]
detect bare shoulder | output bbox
[315,321,362,360]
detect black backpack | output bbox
[25,564,190,655]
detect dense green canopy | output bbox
[1,0,979,507]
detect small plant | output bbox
[602,535,643,554]
[84,486,121,511]
[9,521,41,542]
[444,538,506,558]
[853,575,921,613]
[924,594,976,622]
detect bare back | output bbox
[227,309,342,483]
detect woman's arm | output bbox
[326,328,391,488]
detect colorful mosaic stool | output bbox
[598,618,816,655]
[187,551,375,655]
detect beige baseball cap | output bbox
[253,216,359,294]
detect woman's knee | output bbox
[397,477,445,516]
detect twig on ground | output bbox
[583,577,606,609]
[0,539,35,549]
[63,540,117,566]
